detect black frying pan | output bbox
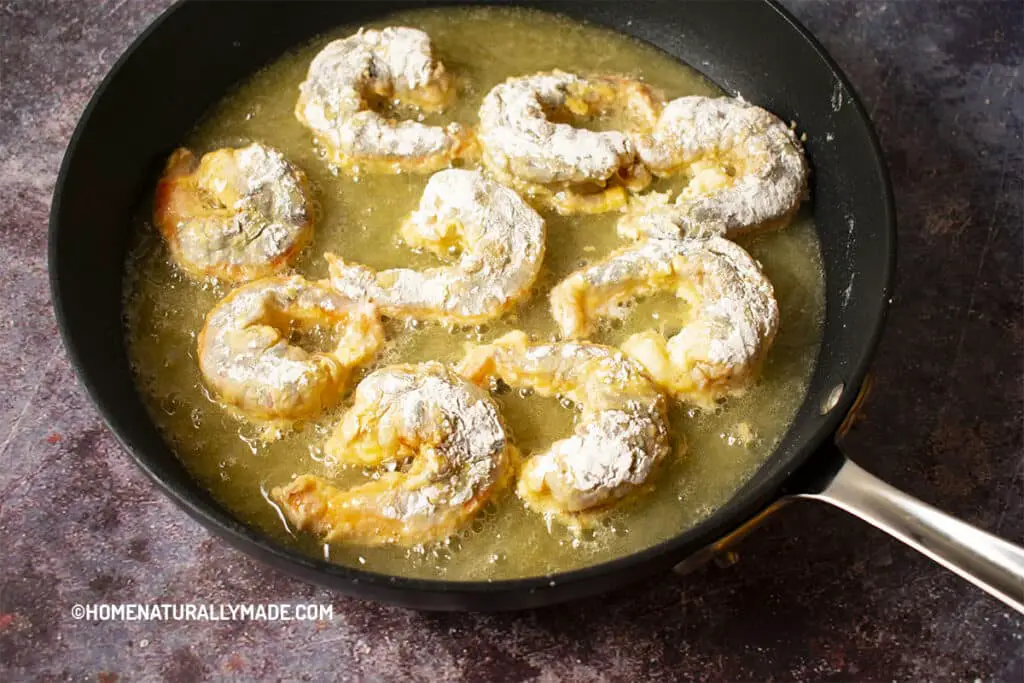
[48,0,1024,612]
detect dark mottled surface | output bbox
[1,0,1022,680]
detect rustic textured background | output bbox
[1,0,1022,680]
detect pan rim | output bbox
[48,0,896,608]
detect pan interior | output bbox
[123,6,824,580]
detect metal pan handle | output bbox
[792,442,1024,613]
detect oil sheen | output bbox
[123,7,825,581]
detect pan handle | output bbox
[790,442,1024,613]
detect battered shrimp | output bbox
[272,362,513,546]
[629,96,809,238]
[616,190,726,243]
[549,236,779,407]
[153,144,314,282]
[478,71,661,215]
[198,276,383,425]
[327,169,545,324]
[459,331,671,519]
[295,27,467,173]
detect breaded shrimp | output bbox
[550,237,779,406]
[478,71,661,215]
[328,169,545,324]
[198,276,383,424]
[272,362,513,546]
[295,27,467,173]
[154,144,314,282]
[629,96,809,237]
[459,331,671,519]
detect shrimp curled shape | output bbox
[327,169,545,324]
[272,362,514,546]
[478,71,661,215]
[459,331,671,518]
[154,144,315,282]
[295,27,466,173]
[624,96,809,239]
[550,236,779,407]
[198,276,384,423]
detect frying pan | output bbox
[48,0,1024,612]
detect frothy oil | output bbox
[123,6,824,580]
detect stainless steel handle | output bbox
[794,450,1024,613]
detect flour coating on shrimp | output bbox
[632,96,808,237]
[479,72,638,185]
[272,362,512,546]
[459,332,671,516]
[328,169,544,323]
[329,363,509,523]
[551,237,779,404]
[154,143,314,282]
[296,27,463,170]
[477,71,660,215]
[198,276,383,423]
